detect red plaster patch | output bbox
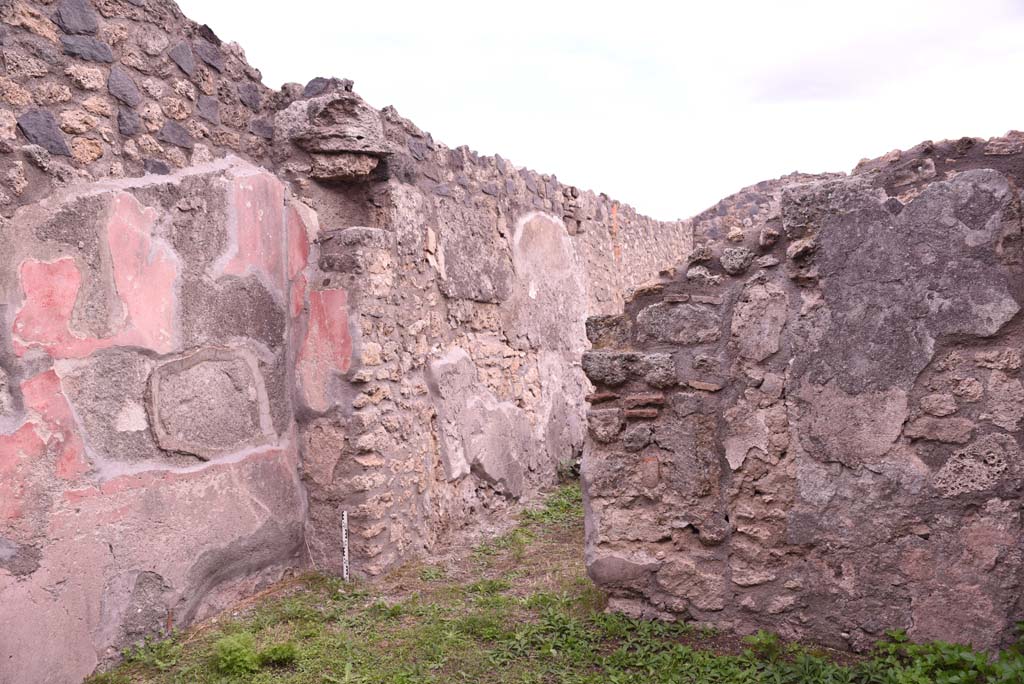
[11,258,90,357]
[286,203,310,319]
[106,192,178,353]
[22,371,89,479]
[286,203,310,280]
[298,288,352,412]
[290,274,307,319]
[223,172,286,290]
[0,424,46,521]
[13,193,178,358]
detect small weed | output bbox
[212,632,260,676]
[474,528,534,564]
[366,600,403,620]
[468,578,511,595]
[743,629,783,661]
[419,565,447,582]
[258,641,298,668]
[123,634,181,672]
[83,673,130,684]
[520,484,583,528]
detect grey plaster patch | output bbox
[434,199,514,303]
[57,349,164,465]
[148,347,275,460]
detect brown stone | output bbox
[310,152,379,181]
[65,64,106,90]
[904,416,975,444]
[59,110,97,134]
[70,136,104,163]
[622,392,666,408]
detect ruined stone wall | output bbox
[582,136,1024,652]
[270,91,691,576]
[0,0,286,211]
[0,2,692,680]
[0,158,316,683]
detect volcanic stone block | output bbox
[54,0,99,35]
[107,66,141,106]
[117,107,141,136]
[157,120,194,149]
[148,348,274,460]
[195,94,220,124]
[17,109,70,155]
[168,41,196,76]
[310,152,379,181]
[60,34,113,62]
[285,91,389,155]
[194,40,224,71]
[238,82,262,110]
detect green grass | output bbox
[88,484,1024,684]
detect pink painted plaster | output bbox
[0,424,45,522]
[298,288,352,412]
[106,192,178,353]
[22,371,89,480]
[12,192,178,358]
[223,172,286,290]
[11,258,87,357]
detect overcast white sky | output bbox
[177,0,1024,220]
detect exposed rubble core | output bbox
[583,147,1024,653]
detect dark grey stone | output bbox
[197,24,221,45]
[54,0,99,35]
[195,94,220,124]
[302,77,354,98]
[16,109,70,156]
[117,107,141,136]
[193,40,224,72]
[143,158,170,175]
[303,77,331,98]
[156,120,194,149]
[248,117,273,140]
[167,42,195,76]
[237,82,261,111]
[408,138,427,161]
[60,35,113,62]
[622,424,652,452]
[107,66,141,106]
